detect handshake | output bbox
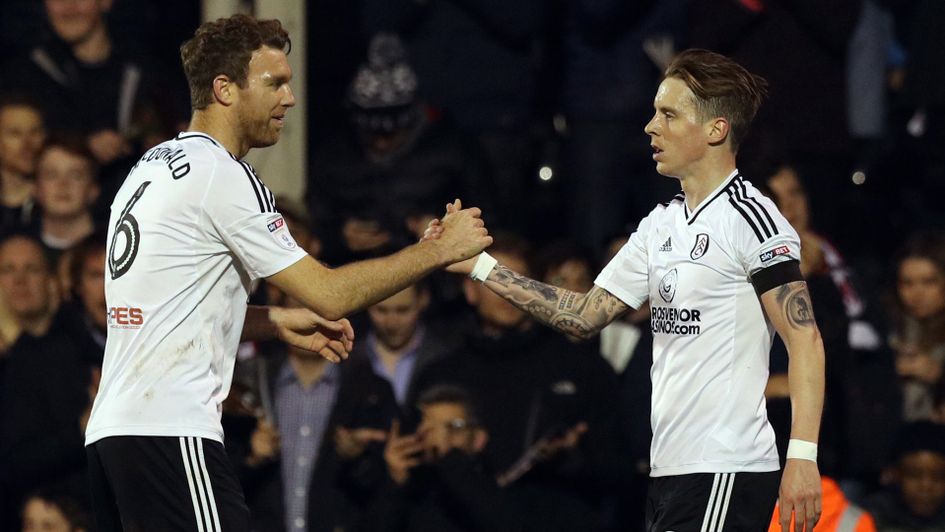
[420,198,490,276]
[270,199,491,366]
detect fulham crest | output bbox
[690,233,710,260]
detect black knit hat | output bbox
[348,33,421,133]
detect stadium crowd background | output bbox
[1,0,944,531]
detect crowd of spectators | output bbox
[2,0,945,531]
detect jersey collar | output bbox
[685,169,740,225]
[175,131,232,153]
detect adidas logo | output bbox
[659,237,672,252]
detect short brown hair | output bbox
[69,232,106,300]
[180,14,291,111]
[39,133,99,180]
[664,49,768,151]
[0,93,44,118]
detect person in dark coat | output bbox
[225,288,400,532]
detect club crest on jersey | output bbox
[690,233,710,260]
[658,268,677,303]
[760,245,791,263]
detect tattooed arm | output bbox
[479,264,632,339]
[760,281,825,532]
[760,281,824,443]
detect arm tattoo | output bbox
[774,282,816,330]
[493,266,558,302]
[486,265,629,339]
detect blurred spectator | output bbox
[20,488,91,532]
[865,422,945,531]
[889,233,945,422]
[0,234,58,337]
[226,288,399,532]
[0,95,45,231]
[59,234,107,366]
[368,384,591,532]
[769,476,876,532]
[33,135,100,265]
[0,233,97,527]
[0,0,170,211]
[688,0,863,241]
[352,282,457,408]
[308,34,491,264]
[362,0,545,232]
[411,233,626,530]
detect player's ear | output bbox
[707,117,730,147]
[212,75,237,106]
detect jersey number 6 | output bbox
[109,181,151,280]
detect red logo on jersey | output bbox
[108,307,144,329]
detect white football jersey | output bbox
[596,170,800,476]
[86,132,307,445]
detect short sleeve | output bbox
[730,191,801,277]
[594,211,654,309]
[203,161,307,280]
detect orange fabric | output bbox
[768,477,876,532]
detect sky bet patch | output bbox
[267,217,285,232]
[759,245,791,263]
[266,215,297,250]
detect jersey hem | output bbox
[85,425,224,446]
[649,458,780,477]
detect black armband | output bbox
[751,259,803,297]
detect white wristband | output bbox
[469,252,498,282]
[786,439,818,462]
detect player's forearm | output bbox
[311,242,443,320]
[785,327,826,443]
[481,265,608,339]
[761,281,825,444]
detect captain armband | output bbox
[750,259,803,297]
